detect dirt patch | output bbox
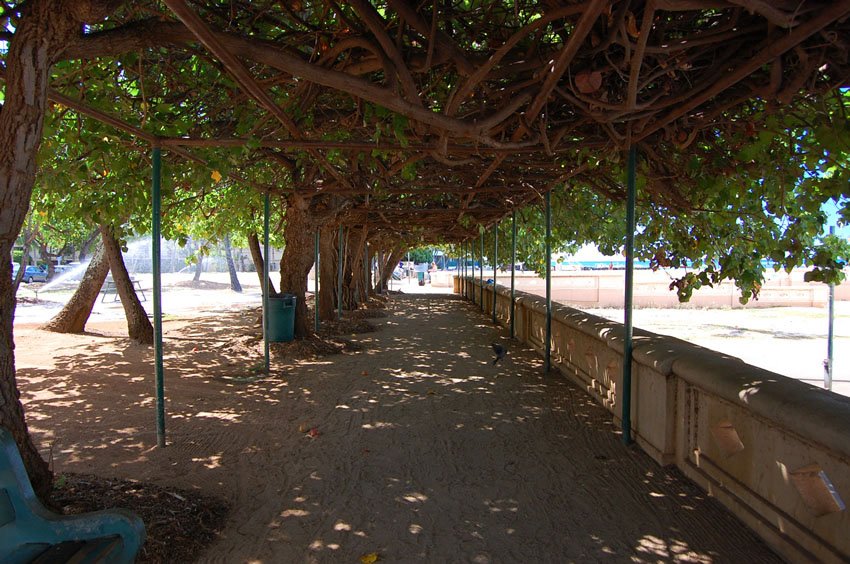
[346,308,388,320]
[270,334,362,359]
[319,317,377,336]
[52,473,229,563]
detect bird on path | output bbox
[491,342,507,365]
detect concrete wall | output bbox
[508,268,848,308]
[461,277,850,563]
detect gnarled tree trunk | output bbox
[223,233,242,293]
[343,227,368,309]
[380,247,405,291]
[99,226,153,345]
[279,194,347,337]
[42,241,109,333]
[278,195,316,338]
[0,0,91,504]
[247,231,277,294]
[318,225,338,321]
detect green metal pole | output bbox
[511,210,516,339]
[263,193,270,373]
[315,229,320,332]
[458,242,462,296]
[337,225,344,320]
[622,144,637,444]
[375,249,384,294]
[493,222,498,324]
[480,230,484,311]
[465,240,469,298]
[545,190,552,374]
[826,225,835,391]
[152,145,165,448]
[464,240,468,298]
[461,241,465,297]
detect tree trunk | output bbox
[380,248,405,291]
[77,228,100,262]
[39,241,56,280]
[344,227,368,309]
[0,0,88,505]
[223,234,242,293]
[318,225,338,321]
[99,226,153,345]
[278,196,316,338]
[247,232,277,294]
[42,242,109,333]
[365,243,375,296]
[193,243,205,282]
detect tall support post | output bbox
[364,241,369,295]
[314,229,320,333]
[337,225,344,320]
[479,230,484,311]
[493,222,499,324]
[463,240,467,298]
[460,241,464,297]
[826,225,835,390]
[151,145,166,448]
[263,193,270,373]
[544,191,552,374]
[375,249,384,294]
[460,241,467,298]
[465,240,469,298]
[511,210,517,339]
[622,144,637,444]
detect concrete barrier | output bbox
[464,277,850,563]
[506,268,841,308]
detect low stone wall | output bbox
[507,268,845,308]
[462,277,850,563]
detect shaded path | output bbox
[19,293,780,562]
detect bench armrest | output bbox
[0,428,145,563]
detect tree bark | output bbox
[247,232,277,294]
[39,241,56,280]
[223,234,242,293]
[278,196,316,338]
[380,248,405,291]
[318,225,338,321]
[344,227,369,309]
[99,226,153,345]
[77,227,100,261]
[41,241,109,333]
[193,242,205,282]
[0,0,94,504]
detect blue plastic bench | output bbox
[0,427,145,563]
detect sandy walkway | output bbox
[15,292,780,562]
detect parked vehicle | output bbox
[21,266,47,283]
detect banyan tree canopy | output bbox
[16,0,850,241]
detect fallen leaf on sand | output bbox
[298,423,308,433]
[361,370,369,376]
[360,553,379,564]
[427,390,436,396]
[307,427,320,438]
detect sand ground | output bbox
[12,275,784,562]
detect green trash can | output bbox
[268,293,296,342]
